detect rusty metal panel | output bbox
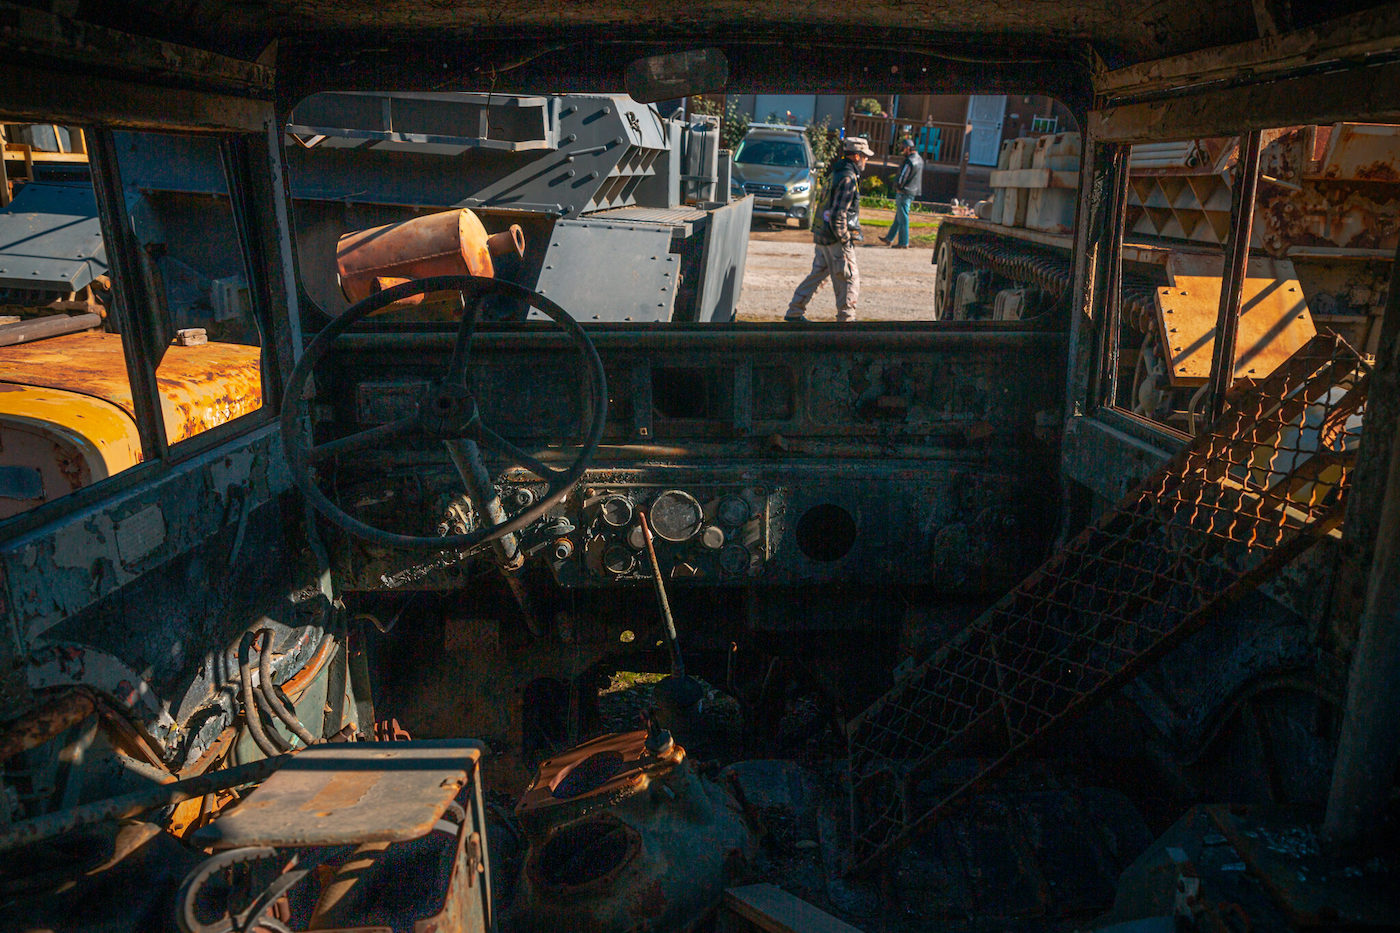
[195,741,482,848]
[0,330,263,443]
[1318,122,1400,183]
[847,334,1369,875]
[1154,253,1317,386]
[0,425,290,648]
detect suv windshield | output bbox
[733,138,807,167]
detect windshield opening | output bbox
[733,139,808,167]
[283,90,1076,326]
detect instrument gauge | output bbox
[716,495,750,526]
[598,494,633,528]
[603,544,637,575]
[719,543,751,575]
[648,490,704,542]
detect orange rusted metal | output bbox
[1251,123,1400,256]
[335,208,525,306]
[1154,253,1318,386]
[0,330,263,445]
[515,729,686,830]
[152,337,264,443]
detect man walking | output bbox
[785,136,873,323]
[880,137,923,248]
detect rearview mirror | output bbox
[624,48,728,104]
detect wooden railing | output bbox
[844,114,966,166]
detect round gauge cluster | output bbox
[712,494,753,576]
[718,542,750,575]
[567,487,763,581]
[715,495,750,526]
[598,494,633,528]
[602,543,637,575]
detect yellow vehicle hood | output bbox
[0,330,263,444]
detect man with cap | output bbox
[785,135,873,323]
[880,137,923,248]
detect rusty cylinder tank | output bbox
[335,208,525,304]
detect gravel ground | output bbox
[734,218,940,322]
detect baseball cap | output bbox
[842,137,874,156]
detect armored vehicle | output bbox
[934,125,1399,431]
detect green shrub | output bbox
[805,116,840,169]
[853,97,883,116]
[859,175,887,197]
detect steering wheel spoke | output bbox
[473,422,566,483]
[310,416,418,462]
[443,289,480,388]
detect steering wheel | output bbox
[280,274,607,552]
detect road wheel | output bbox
[797,211,812,230]
[933,236,970,320]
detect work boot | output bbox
[783,311,809,322]
[836,309,857,323]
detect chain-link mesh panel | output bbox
[847,334,1369,875]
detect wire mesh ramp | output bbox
[846,334,1369,875]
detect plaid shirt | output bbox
[818,158,861,244]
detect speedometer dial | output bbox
[648,490,704,542]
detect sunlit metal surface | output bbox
[0,330,263,445]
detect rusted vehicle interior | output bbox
[2,2,1399,931]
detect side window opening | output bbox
[110,131,265,448]
[1,122,136,519]
[1106,125,1397,435]
[0,123,269,522]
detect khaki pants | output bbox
[786,239,859,319]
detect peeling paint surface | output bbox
[0,426,291,649]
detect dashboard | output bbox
[314,325,1066,596]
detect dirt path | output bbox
[736,218,939,322]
